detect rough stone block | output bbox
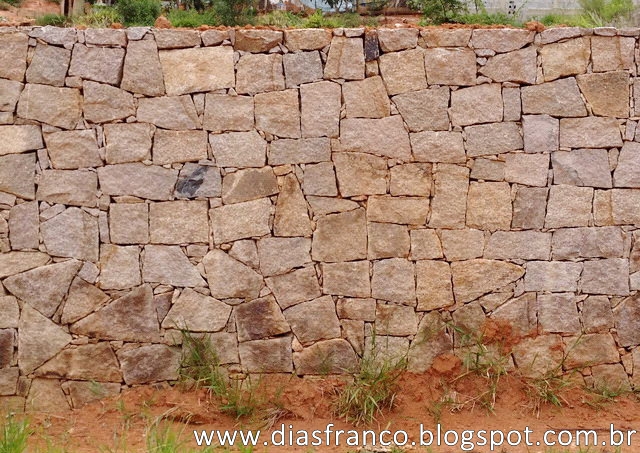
[203,94,253,133]
[159,47,234,96]
[466,182,512,231]
[211,131,266,168]
[255,89,300,139]
[480,47,536,84]
[98,163,178,201]
[429,164,469,229]
[524,261,583,292]
[521,78,587,117]
[340,116,411,160]
[312,209,367,262]
[300,81,341,138]
[104,123,153,164]
[465,122,523,157]
[284,296,340,345]
[485,231,551,260]
[540,38,590,81]
[538,293,581,334]
[552,149,612,188]
[367,195,429,225]
[545,185,593,228]
[505,153,549,187]
[149,200,209,244]
[121,39,165,97]
[581,258,629,296]
[440,229,484,261]
[411,131,465,163]
[416,260,454,311]
[137,95,199,130]
[210,198,272,244]
[450,84,502,127]
[367,222,410,259]
[17,84,81,130]
[343,76,390,119]
[559,117,622,149]
[236,53,285,94]
[577,71,629,118]
[109,203,149,245]
[266,267,321,309]
[423,48,476,86]
[283,51,323,88]
[393,87,449,132]
[324,37,365,80]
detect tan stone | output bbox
[513,335,563,378]
[576,71,629,118]
[333,152,387,197]
[257,237,311,277]
[480,47,536,84]
[235,29,283,52]
[0,125,43,156]
[266,266,321,309]
[465,122,523,157]
[255,89,300,139]
[470,29,534,52]
[540,38,590,81]
[41,208,99,262]
[582,296,615,333]
[39,339,120,380]
[411,131,465,163]
[552,149,612,188]
[375,303,417,336]
[538,27,581,44]
[83,81,135,124]
[149,200,209,244]
[9,201,38,250]
[300,81,341,138]
[504,153,549,187]
[490,293,536,337]
[340,116,411,160]
[4,259,81,318]
[19,305,71,374]
[451,259,524,304]
[612,189,640,224]
[337,298,376,321]
[203,94,253,133]
[268,137,331,165]
[485,231,551,260]
[45,130,101,170]
[521,78,587,117]
[210,198,272,244]
[503,86,521,121]
[545,185,593,228]
[429,164,469,229]
[594,190,614,226]
[137,96,199,130]
[393,87,449,132]
[152,130,207,165]
[410,229,443,260]
[0,251,49,279]
[591,36,635,72]
[367,222,409,259]
[239,337,293,373]
[378,28,418,52]
[324,37,364,80]
[450,84,502,127]
[322,260,371,298]
[17,84,81,130]
[466,182,512,231]
[104,123,154,164]
[367,195,429,225]
[440,229,484,261]
[581,258,629,296]
[284,28,332,51]
[470,158,504,181]
[285,296,340,345]
[390,163,431,197]
[307,196,360,216]
[416,260,454,311]
[523,115,559,153]
[236,53,285,94]
[423,48,476,86]
[614,141,640,187]
[421,28,471,47]
[408,312,452,372]
[26,379,70,412]
[211,131,266,168]
[379,48,427,95]
[274,173,312,237]
[235,296,290,342]
[117,344,180,384]
[524,261,583,292]
[203,249,262,299]
[121,39,165,97]
[0,33,28,81]
[343,76,390,119]
[98,163,178,200]
[560,116,622,148]
[294,338,357,375]
[69,44,124,85]
[25,44,70,87]
[159,47,234,96]
[312,209,366,262]
[0,153,35,200]
[37,170,97,208]
[98,245,141,290]
[370,258,415,305]
[537,294,581,334]
[142,245,206,287]
[153,29,200,49]
[221,167,278,205]
[302,162,337,197]
[283,51,323,88]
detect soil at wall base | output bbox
[22,371,640,452]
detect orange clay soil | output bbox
[23,367,640,453]
[0,0,59,24]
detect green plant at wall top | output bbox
[116,0,161,26]
[408,0,466,24]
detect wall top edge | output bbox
[1,24,639,37]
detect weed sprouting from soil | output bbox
[0,415,30,453]
[334,334,408,426]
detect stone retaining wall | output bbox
[1,24,640,411]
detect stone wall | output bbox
[1,24,640,411]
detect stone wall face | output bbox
[1,24,640,410]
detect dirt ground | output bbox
[19,368,640,452]
[0,0,59,24]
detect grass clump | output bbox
[0,415,31,453]
[35,13,68,26]
[256,10,305,27]
[334,336,407,426]
[179,330,258,419]
[456,10,522,25]
[576,0,635,26]
[116,0,161,26]
[166,8,218,27]
[72,6,122,27]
